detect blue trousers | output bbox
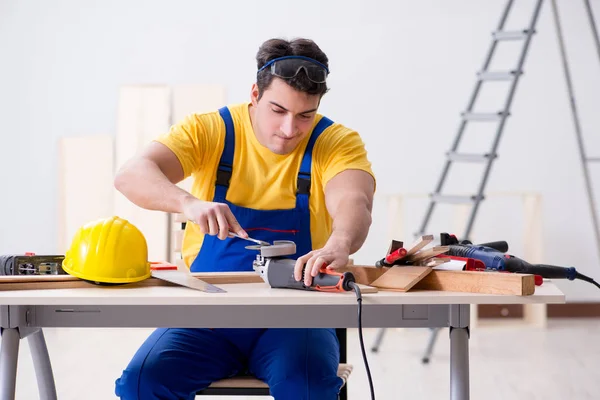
[114,327,343,400]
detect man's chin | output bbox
[269,146,292,155]
[269,141,296,155]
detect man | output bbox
[113,37,376,400]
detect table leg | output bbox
[450,326,470,400]
[0,328,20,400]
[28,329,57,400]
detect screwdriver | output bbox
[186,220,270,246]
[228,231,270,246]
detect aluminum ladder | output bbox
[371,0,600,358]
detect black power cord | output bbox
[347,281,375,400]
[574,271,600,290]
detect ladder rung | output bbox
[587,157,600,163]
[431,194,484,204]
[477,70,522,81]
[447,152,496,163]
[461,112,509,121]
[492,29,532,41]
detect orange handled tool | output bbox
[375,247,407,267]
[310,266,356,292]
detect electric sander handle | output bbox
[265,258,355,292]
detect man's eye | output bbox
[272,109,285,114]
[299,114,312,120]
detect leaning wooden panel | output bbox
[414,270,535,296]
[58,135,114,253]
[172,84,226,194]
[114,85,171,262]
[171,84,226,123]
[370,267,432,292]
[335,265,431,291]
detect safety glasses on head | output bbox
[257,55,330,83]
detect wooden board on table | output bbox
[370,267,432,292]
[413,270,536,296]
[405,246,449,262]
[405,234,434,256]
[58,135,114,253]
[114,85,171,262]
[0,273,378,293]
[336,265,431,292]
[0,273,258,291]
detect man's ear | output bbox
[250,83,260,106]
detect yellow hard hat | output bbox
[62,216,151,284]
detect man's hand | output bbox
[294,169,374,286]
[294,237,351,286]
[182,196,247,240]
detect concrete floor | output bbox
[6,319,600,399]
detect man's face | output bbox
[250,78,321,155]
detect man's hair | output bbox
[256,38,329,99]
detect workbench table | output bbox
[0,282,565,400]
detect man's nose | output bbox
[280,116,296,137]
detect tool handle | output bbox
[375,247,408,267]
[504,256,577,280]
[312,268,355,292]
[476,241,508,252]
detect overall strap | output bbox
[215,106,235,200]
[296,116,335,209]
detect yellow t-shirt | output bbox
[155,102,376,267]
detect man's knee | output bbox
[116,350,208,400]
[114,328,247,400]
[267,336,342,398]
[252,328,342,399]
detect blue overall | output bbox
[114,107,344,400]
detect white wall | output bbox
[1,0,599,301]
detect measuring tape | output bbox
[0,253,66,276]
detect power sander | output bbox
[250,240,356,292]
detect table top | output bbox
[0,280,565,306]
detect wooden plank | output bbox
[370,267,432,292]
[355,284,378,294]
[58,135,114,253]
[207,363,352,389]
[405,234,434,256]
[335,265,431,291]
[405,246,449,262]
[171,84,226,124]
[335,265,388,286]
[114,85,171,262]
[0,273,377,293]
[0,272,262,285]
[173,213,187,223]
[386,240,404,255]
[414,270,536,296]
[422,257,451,267]
[172,230,184,253]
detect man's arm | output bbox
[114,141,246,239]
[294,169,375,285]
[114,141,192,213]
[324,169,375,254]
